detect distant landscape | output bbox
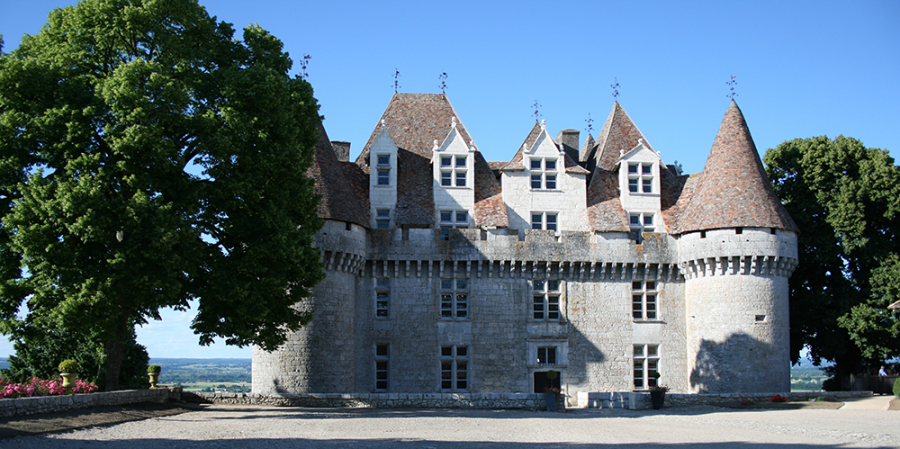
[2,357,831,393]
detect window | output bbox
[440,345,468,391]
[531,212,558,232]
[375,278,390,318]
[440,278,468,319]
[627,162,653,193]
[629,212,655,244]
[440,155,467,187]
[633,344,660,390]
[375,209,390,229]
[537,346,557,366]
[530,157,559,190]
[439,210,468,240]
[375,344,389,391]
[533,279,561,321]
[632,279,657,320]
[376,154,391,186]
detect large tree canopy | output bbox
[0,0,324,389]
[764,136,899,381]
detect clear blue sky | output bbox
[1,0,898,359]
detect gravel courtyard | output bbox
[1,404,898,449]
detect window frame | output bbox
[531,212,558,232]
[628,212,655,244]
[375,209,391,229]
[532,279,562,322]
[440,278,469,320]
[375,277,390,318]
[375,343,389,391]
[440,154,468,187]
[627,162,654,194]
[632,279,658,321]
[376,154,391,186]
[439,210,469,240]
[440,345,469,392]
[529,157,560,190]
[633,344,660,390]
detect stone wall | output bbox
[183,392,559,411]
[0,388,174,418]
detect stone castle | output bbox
[252,93,799,402]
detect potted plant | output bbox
[147,364,162,389]
[58,359,79,393]
[543,370,562,412]
[649,371,667,409]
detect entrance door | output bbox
[533,371,561,393]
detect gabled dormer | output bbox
[432,117,476,238]
[368,121,398,229]
[618,140,666,242]
[526,122,564,191]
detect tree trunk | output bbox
[103,308,131,391]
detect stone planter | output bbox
[650,390,666,409]
[148,373,160,389]
[60,372,78,393]
[544,392,559,412]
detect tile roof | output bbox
[307,123,370,227]
[659,168,696,234]
[676,101,798,234]
[579,133,595,163]
[590,102,654,172]
[356,93,506,227]
[586,168,629,232]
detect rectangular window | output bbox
[377,155,390,166]
[440,155,467,187]
[537,346,557,366]
[633,344,660,390]
[530,157,559,190]
[377,169,390,186]
[439,210,468,240]
[533,279,561,321]
[627,162,654,194]
[632,279,657,320]
[376,209,390,229]
[628,212,656,244]
[440,345,468,391]
[440,278,468,319]
[375,344,389,391]
[531,212,558,232]
[375,278,390,318]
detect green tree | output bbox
[764,136,900,382]
[0,0,324,390]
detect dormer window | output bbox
[376,154,391,186]
[628,163,653,193]
[376,209,391,229]
[530,157,558,190]
[440,155,467,187]
[440,210,468,240]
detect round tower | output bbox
[675,101,800,393]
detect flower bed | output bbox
[1,377,98,399]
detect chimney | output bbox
[331,141,350,162]
[556,129,579,163]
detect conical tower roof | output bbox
[677,101,798,233]
[590,102,654,171]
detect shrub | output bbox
[893,377,900,398]
[147,364,161,374]
[58,360,79,374]
[769,394,788,402]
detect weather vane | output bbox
[585,112,594,134]
[439,72,448,93]
[393,69,401,93]
[611,77,620,100]
[727,75,738,100]
[300,54,311,80]
[532,100,542,120]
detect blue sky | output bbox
[1,0,898,359]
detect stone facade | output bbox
[252,94,799,402]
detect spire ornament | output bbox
[726,75,738,100]
[585,112,594,135]
[439,72,448,93]
[611,78,620,100]
[393,69,401,93]
[532,100,542,120]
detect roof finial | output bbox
[451,116,457,128]
[381,119,386,128]
[393,69,401,93]
[638,138,643,146]
[532,100,542,120]
[726,75,738,100]
[585,112,594,134]
[619,149,625,157]
[433,139,439,151]
[469,140,476,152]
[300,54,311,80]
[611,77,620,100]
[540,119,546,130]
[439,72,448,93]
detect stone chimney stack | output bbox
[556,129,580,163]
[331,141,351,162]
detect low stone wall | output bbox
[183,392,562,411]
[0,388,175,418]
[578,390,873,410]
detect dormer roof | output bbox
[307,122,370,228]
[500,121,589,174]
[590,102,654,171]
[356,93,506,227]
[579,133,595,163]
[676,101,798,234]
